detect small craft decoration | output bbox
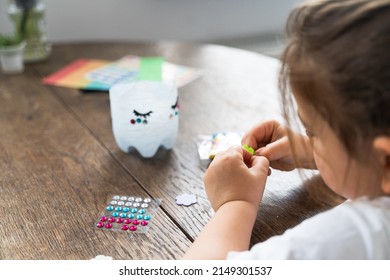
[243,144,255,155]
[91,255,113,260]
[175,193,198,207]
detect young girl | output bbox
[183,0,390,259]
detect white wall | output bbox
[0,0,300,43]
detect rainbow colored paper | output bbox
[43,55,201,91]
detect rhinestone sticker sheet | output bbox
[197,132,242,160]
[95,195,161,234]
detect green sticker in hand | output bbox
[243,144,255,155]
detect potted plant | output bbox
[0,0,50,73]
[0,33,26,74]
[8,0,51,62]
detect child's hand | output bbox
[241,120,316,171]
[204,145,270,212]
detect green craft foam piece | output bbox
[138,56,164,81]
[243,144,255,155]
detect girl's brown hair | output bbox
[280,0,390,162]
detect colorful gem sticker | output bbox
[95,194,161,234]
[175,193,197,207]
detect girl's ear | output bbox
[373,137,390,194]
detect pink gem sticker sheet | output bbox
[95,195,161,234]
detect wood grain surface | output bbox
[0,42,343,260]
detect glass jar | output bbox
[7,0,51,63]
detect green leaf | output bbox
[0,33,23,47]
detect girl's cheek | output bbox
[313,141,333,183]
[314,152,334,188]
[313,141,344,197]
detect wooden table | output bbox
[0,42,343,260]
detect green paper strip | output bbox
[138,56,164,81]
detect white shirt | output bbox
[227,196,390,259]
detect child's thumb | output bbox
[250,156,270,178]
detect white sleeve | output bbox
[227,199,390,260]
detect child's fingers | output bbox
[241,134,259,152]
[219,145,244,158]
[249,155,270,177]
[211,145,245,167]
[240,145,272,175]
[241,146,254,166]
[255,137,290,161]
[241,120,279,149]
[213,146,271,176]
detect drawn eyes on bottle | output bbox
[171,97,179,110]
[134,110,153,118]
[130,110,153,125]
[170,97,179,119]
[130,99,179,125]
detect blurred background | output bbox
[0,0,300,58]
